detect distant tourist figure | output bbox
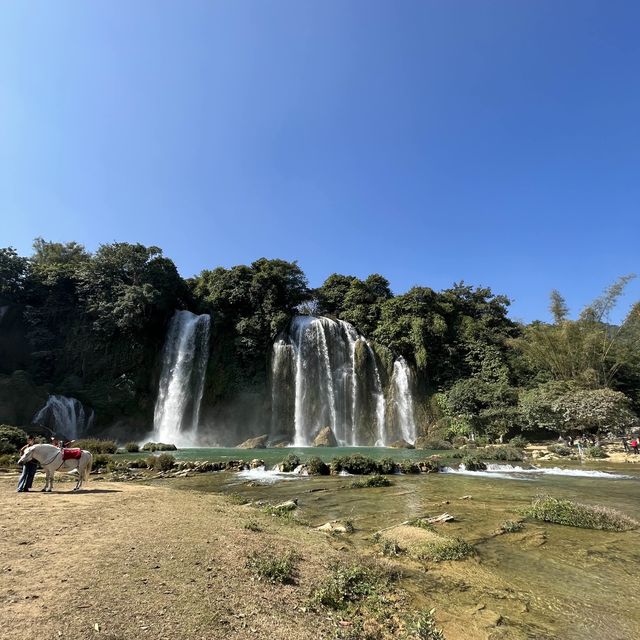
[17,436,38,492]
[630,438,639,455]
[622,436,629,453]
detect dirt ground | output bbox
[0,474,364,640]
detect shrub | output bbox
[311,563,380,610]
[509,435,529,449]
[245,550,298,584]
[420,458,442,473]
[279,453,300,472]
[125,442,140,453]
[548,444,573,457]
[351,475,392,488]
[244,519,262,532]
[154,453,175,471]
[399,459,421,474]
[377,456,398,474]
[523,496,639,531]
[380,538,402,556]
[0,453,19,468]
[499,520,524,534]
[586,446,608,459]
[306,456,330,475]
[475,436,489,447]
[413,536,475,562]
[145,455,158,469]
[74,439,117,454]
[406,610,445,640]
[452,436,467,448]
[331,454,379,475]
[92,454,112,469]
[0,425,28,453]
[461,455,486,471]
[106,458,128,473]
[485,446,524,462]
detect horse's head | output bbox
[17,445,36,465]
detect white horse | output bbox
[18,444,93,492]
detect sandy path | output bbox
[0,475,346,640]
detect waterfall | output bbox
[271,316,386,446]
[33,395,91,440]
[153,310,211,447]
[390,357,417,444]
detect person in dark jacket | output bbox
[17,436,38,492]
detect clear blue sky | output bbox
[1,1,639,323]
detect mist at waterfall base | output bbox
[149,313,418,448]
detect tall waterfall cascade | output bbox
[153,310,211,447]
[33,395,93,440]
[390,357,417,444]
[271,316,414,447]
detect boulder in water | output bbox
[236,434,269,449]
[313,426,337,447]
[389,439,414,449]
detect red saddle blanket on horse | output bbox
[62,448,82,461]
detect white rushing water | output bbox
[390,357,417,444]
[33,395,92,440]
[237,466,304,484]
[442,463,634,480]
[153,310,211,447]
[271,316,388,447]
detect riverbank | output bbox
[2,463,640,640]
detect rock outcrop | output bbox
[236,434,269,449]
[313,426,338,447]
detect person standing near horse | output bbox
[17,435,38,492]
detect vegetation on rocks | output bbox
[74,439,118,454]
[0,425,28,453]
[245,549,299,584]
[460,455,487,471]
[523,496,639,531]
[352,475,393,488]
[306,456,330,475]
[142,442,177,452]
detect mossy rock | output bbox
[379,525,475,562]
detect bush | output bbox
[142,442,177,452]
[125,442,140,453]
[74,439,118,454]
[509,435,529,449]
[586,446,608,459]
[154,453,175,471]
[92,454,112,469]
[548,444,573,457]
[244,519,262,532]
[399,459,421,474]
[279,453,300,472]
[331,454,379,475]
[245,550,298,584]
[420,458,442,473]
[351,475,392,488]
[461,455,487,471]
[0,453,19,468]
[485,446,524,462]
[406,610,445,640]
[499,520,524,533]
[377,457,398,474]
[306,456,330,475]
[0,425,28,453]
[380,538,402,556]
[523,496,639,531]
[311,563,380,610]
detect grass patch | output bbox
[311,563,383,610]
[586,446,608,459]
[243,519,263,532]
[74,439,118,454]
[351,475,392,488]
[245,549,299,584]
[413,537,475,562]
[523,495,639,531]
[380,538,403,557]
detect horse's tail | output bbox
[82,452,93,483]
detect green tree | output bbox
[0,247,29,302]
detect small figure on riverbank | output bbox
[630,438,639,455]
[622,436,629,452]
[17,436,38,492]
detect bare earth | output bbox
[1,475,358,640]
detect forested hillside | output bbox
[1,240,638,441]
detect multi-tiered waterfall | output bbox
[270,316,389,446]
[33,395,93,440]
[153,310,211,446]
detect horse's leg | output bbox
[48,468,54,492]
[73,462,81,490]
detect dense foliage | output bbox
[1,239,638,440]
